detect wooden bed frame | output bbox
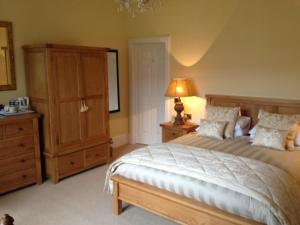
[111,94,300,225]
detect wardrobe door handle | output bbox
[80,100,85,112]
[84,101,89,112]
[80,100,89,112]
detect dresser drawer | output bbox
[164,128,184,141]
[0,125,3,139]
[0,136,35,159]
[85,144,108,168]
[0,168,36,194]
[0,153,35,176]
[58,151,84,176]
[5,121,33,137]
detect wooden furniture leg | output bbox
[113,180,122,215]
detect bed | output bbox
[106,95,300,225]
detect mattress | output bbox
[170,133,300,184]
[108,134,300,225]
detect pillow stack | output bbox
[251,110,300,151]
[197,105,240,140]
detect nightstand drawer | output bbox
[164,129,184,141]
[160,122,199,143]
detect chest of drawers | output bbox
[0,113,42,194]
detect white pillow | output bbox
[234,116,251,137]
[197,119,227,140]
[235,127,250,138]
[296,125,300,146]
[236,116,251,130]
[249,126,257,140]
[252,126,288,151]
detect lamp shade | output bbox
[165,78,196,97]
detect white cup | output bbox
[4,105,17,113]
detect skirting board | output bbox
[111,133,129,148]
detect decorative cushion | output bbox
[257,110,300,150]
[197,119,227,140]
[258,110,300,130]
[206,105,240,138]
[252,126,289,151]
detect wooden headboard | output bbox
[206,94,300,127]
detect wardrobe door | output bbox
[51,52,83,148]
[80,52,109,140]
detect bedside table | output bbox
[160,122,199,143]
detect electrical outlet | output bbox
[185,113,192,120]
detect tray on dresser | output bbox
[0,110,35,116]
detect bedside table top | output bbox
[160,122,199,132]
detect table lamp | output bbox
[165,78,196,125]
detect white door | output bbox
[130,38,170,145]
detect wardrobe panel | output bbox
[58,101,82,146]
[52,52,81,100]
[85,97,107,139]
[80,53,106,96]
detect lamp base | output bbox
[173,97,184,125]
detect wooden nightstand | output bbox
[160,122,199,143]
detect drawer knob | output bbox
[21,159,26,163]
[19,143,25,147]
[18,127,24,131]
[22,175,27,179]
[95,154,99,157]
[70,161,75,165]
[172,132,176,136]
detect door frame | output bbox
[129,36,171,144]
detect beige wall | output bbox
[127,0,300,121]
[1,0,300,135]
[0,0,129,137]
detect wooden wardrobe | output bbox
[23,44,111,183]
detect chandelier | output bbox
[115,0,161,17]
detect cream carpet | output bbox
[0,165,176,225]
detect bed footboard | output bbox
[111,175,263,225]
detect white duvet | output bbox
[105,144,300,225]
